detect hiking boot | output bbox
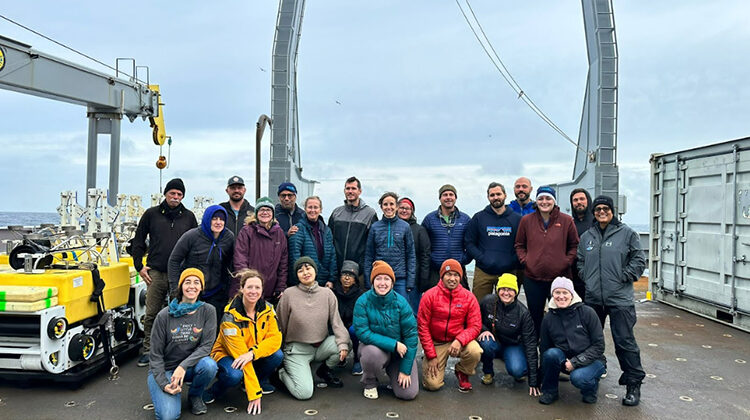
[582,393,598,404]
[622,383,641,406]
[456,370,472,392]
[190,395,208,415]
[539,392,559,405]
[351,362,363,376]
[481,373,494,385]
[137,354,149,367]
[316,364,343,388]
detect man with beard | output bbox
[220,175,255,238]
[275,182,305,236]
[465,182,522,302]
[422,184,471,289]
[130,178,198,366]
[509,177,535,215]
[569,188,595,299]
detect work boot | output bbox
[456,370,472,392]
[622,383,641,406]
[481,373,494,385]
[539,392,559,405]
[316,364,343,388]
[190,395,208,415]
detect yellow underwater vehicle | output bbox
[0,225,147,381]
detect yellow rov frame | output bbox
[0,258,147,380]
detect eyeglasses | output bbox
[341,273,356,280]
[258,208,273,213]
[594,206,611,213]
[279,193,295,198]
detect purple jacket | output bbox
[233,222,288,298]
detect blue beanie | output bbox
[536,186,556,202]
[277,182,298,196]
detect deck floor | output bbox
[1,284,748,420]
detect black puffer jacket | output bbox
[539,298,604,369]
[406,218,432,292]
[479,294,538,387]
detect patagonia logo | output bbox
[487,226,511,237]
[509,323,517,327]
[576,324,584,329]
[456,304,463,308]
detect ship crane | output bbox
[0,35,163,207]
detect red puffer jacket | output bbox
[417,281,482,359]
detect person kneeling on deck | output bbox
[147,268,218,419]
[539,277,605,405]
[276,257,351,399]
[417,259,482,392]
[206,269,283,416]
[332,260,364,375]
[353,261,419,400]
[478,273,540,396]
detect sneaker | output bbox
[601,369,608,379]
[622,383,641,406]
[352,362,363,376]
[190,395,208,415]
[456,370,472,392]
[316,364,343,388]
[260,380,275,395]
[582,393,598,404]
[481,373,494,385]
[202,390,215,404]
[539,392,559,405]
[363,387,378,399]
[137,354,149,367]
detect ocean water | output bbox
[0,212,60,227]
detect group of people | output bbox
[131,174,646,419]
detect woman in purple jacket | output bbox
[233,197,288,304]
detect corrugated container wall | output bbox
[650,137,750,332]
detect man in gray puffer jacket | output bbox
[577,195,646,408]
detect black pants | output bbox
[589,304,645,386]
[204,290,230,327]
[523,278,552,336]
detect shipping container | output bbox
[649,137,750,331]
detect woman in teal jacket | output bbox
[353,260,419,400]
[288,196,337,287]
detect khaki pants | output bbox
[142,270,169,352]
[422,340,482,391]
[472,267,499,303]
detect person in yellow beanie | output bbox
[477,273,540,396]
[147,268,218,418]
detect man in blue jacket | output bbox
[465,182,522,302]
[421,184,471,289]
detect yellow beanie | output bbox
[495,273,518,294]
[179,268,205,289]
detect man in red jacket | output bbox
[417,259,482,392]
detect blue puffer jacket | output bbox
[353,288,418,375]
[364,216,416,289]
[421,207,471,269]
[288,217,337,286]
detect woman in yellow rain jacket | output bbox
[205,269,283,415]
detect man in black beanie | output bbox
[129,178,197,366]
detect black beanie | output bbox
[591,195,615,214]
[164,178,185,195]
[293,256,318,274]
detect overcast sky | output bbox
[1,1,749,225]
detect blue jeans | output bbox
[348,325,360,362]
[147,356,218,420]
[540,347,605,397]
[478,338,527,378]
[210,350,284,398]
[394,278,408,299]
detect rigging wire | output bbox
[455,0,582,151]
[0,13,139,82]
